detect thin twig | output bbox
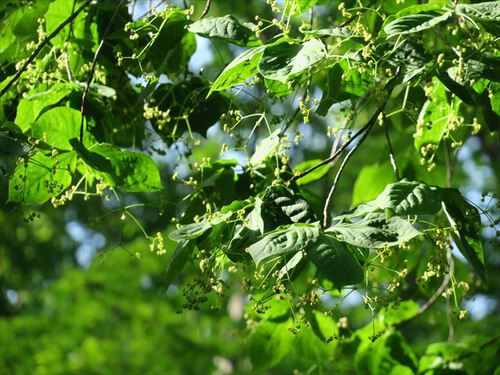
[199,0,211,19]
[444,140,453,187]
[79,0,126,143]
[0,0,92,99]
[383,120,401,180]
[322,121,374,228]
[289,108,381,184]
[80,40,104,143]
[418,247,454,315]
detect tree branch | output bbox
[322,121,374,228]
[289,108,381,184]
[80,40,104,143]
[199,0,212,19]
[383,120,401,180]
[0,0,92,100]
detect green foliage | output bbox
[0,0,498,374]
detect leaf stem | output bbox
[0,0,93,100]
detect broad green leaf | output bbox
[442,200,485,279]
[348,180,442,218]
[328,213,421,248]
[356,331,417,375]
[381,2,448,32]
[317,63,345,116]
[278,251,304,280]
[165,240,194,288]
[125,8,195,75]
[287,0,319,14]
[384,12,452,38]
[70,139,162,192]
[8,151,76,205]
[414,80,459,152]
[356,301,420,339]
[456,2,500,21]
[15,83,75,131]
[31,107,83,150]
[264,78,292,98]
[249,319,294,370]
[456,2,500,36]
[293,159,329,186]
[169,212,231,242]
[259,38,326,83]
[249,129,280,166]
[0,133,29,157]
[351,163,397,208]
[247,223,320,267]
[261,184,317,231]
[188,15,258,46]
[308,233,364,288]
[209,46,266,94]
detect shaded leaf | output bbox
[70,139,162,192]
[8,151,76,205]
[328,213,421,248]
[31,107,84,150]
[209,46,265,94]
[165,240,194,288]
[308,233,364,288]
[259,38,326,83]
[247,223,320,267]
[188,15,258,46]
[384,12,452,38]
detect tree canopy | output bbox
[0,0,499,374]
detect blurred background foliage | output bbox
[0,0,499,374]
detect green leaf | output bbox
[356,331,417,375]
[442,199,485,279]
[249,129,280,166]
[384,12,452,38]
[31,107,84,150]
[249,319,294,370]
[414,80,458,152]
[456,2,500,36]
[258,38,326,83]
[125,8,195,75]
[169,212,231,242]
[188,15,258,46]
[328,213,421,248]
[348,180,442,218]
[456,2,500,21]
[351,163,397,208]
[278,251,304,280]
[289,0,318,13]
[308,233,364,288]
[247,223,320,267]
[165,240,194,288]
[15,83,75,132]
[261,184,317,231]
[209,46,266,95]
[293,159,330,186]
[0,133,29,157]
[8,151,76,205]
[70,139,162,192]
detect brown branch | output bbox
[383,120,401,180]
[322,121,374,228]
[0,0,92,100]
[289,108,381,184]
[199,0,212,19]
